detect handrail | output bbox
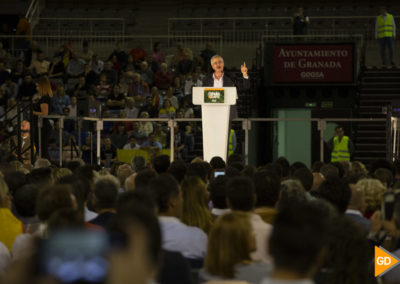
[34,17,125,21]
[169,16,400,21]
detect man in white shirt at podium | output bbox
[202,55,250,119]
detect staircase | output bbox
[355,67,400,164]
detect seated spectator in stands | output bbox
[159,99,175,118]
[356,178,386,218]
[139,61,154,85]
[142,133,162,153]
[68,96,78,117]
[130,44,147,65]
[123,135,140,150]
[200,42,216,72]
[173,43,193,65]
[149,174,208,259]
[262,201,329,284]
[182,100,195,119]
[184,73,202,96]
[95,73,111,102]
[2,76,17,99]
[13,183,39,230]
[83,63,98,87]
[52,86,70,115]
[153,123,167,148]
[128,72,149,107]
[100,137,117,167]
[29,51,49,77]
[107,84,125,113]
[118,74,129,96]
[208,176,229,218]
[77,40,93,63]
[151,154,170,175]
[152,42,165,64]
[111,125,128,149]
[200,211,269,283]
[253,169,280,224]
[123,97,139,118]
[102,61,118,85]
[89,177,118,230]
[194,65,205,81]
[318,178,351,214]
[62,135,80,162]
[374,167,393,188]
[66,54,85,79]
[345,184,370,232]
[108,42,127,68]
[154,63,172,90]
[138,111,154,136]
[17,73,36,102]
[163,86,179,110]
[110,55,121,74]
[48,55,65,79]
[72,76,89,99]
[293,167,314,200]
[0,177,23,252]
[11,60,26,84]
[227,176,272,264]
[140,97,158,118]
[124,54,136,73]
[90,54,104,75]
[178,51,194,75]
[150,86,163,108]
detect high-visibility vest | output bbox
[377,13,394,38]
[228,129,234,156]
[331,136,350,162]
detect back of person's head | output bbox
[148,174,180,215]
[57,174,91,213]
[229,161,244,172]
[293,168,314,192]
[356,178,386,214]
[64,160,83,172]
[131,155,146,172]
[331,162,345,178]
[276,157,290,178]
[13,184,38,218]
[210,156,226,170]
[186,161,210,183]
[205,211,253,279]
[74,165,96,184]
[320,164,339,181]
[47,208,85,235]
[167,159,187,183]
[3,170,27,195]
[278,179,307,211]
[208,175,229,210]
[374,168,393,188]
[227,153,243,168]
[253,170,280,208]
[117,164,134,190]
[135,168,158,193]
[226,176,255,211]
[263,163,283,180]
[311,161,324,173]
[369,159,394,176]
[151,155,170,174]
[270,201,330,277]
[225,166,241,178]
[36,184,75,222]
[241,165,256,178]
[318,178,351,214]
[350,161,368,176]
[347,184,366,212]
[93,177,119,210]
[34,158,51,169]
[28,167,53,189]
[289,161,307,176]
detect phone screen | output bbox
[214,170,225,178]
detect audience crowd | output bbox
[0,147,400,283]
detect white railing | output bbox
[26,0,44,30]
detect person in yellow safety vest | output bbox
[376,6,396,66]
[228,129,237,157]
[328,126,354,162]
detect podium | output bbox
[193,87,237,162]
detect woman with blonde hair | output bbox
[200,212,269,283]
[33,76,53,159]
[356,178,386,218]
[181,176,213,234]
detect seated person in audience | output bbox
[29,51,50,77]
[108,42,128,68]
[123,135,140,150]
[103,61,118,85]
[138,111,154,136]
[261,202,329,284]
[150,86,163,108]
[52,86,70,115]
[227,176,272,264]
[89,177,118,230]
[83,63,98,87]
[178,51,194,76]
[128,72,149,107]
[141,133,162,152]
[110,55,121,74]
[124,97,139,118]
[110,125,128,149]
[100,137,117,166]
[95,73,111,102]
[139,61,154,86]
[66,54,85,79]
[173,43,193,66]
[164,86,179,110]
[11,60,26,83]
[140,96,159,118]
[208,176,230,220]
[345,184,370,232]
[130,44,147,65]
[73,76,89,99]
[200,212,269,283]
[154,63,172,90]
[130,121,147,143]
[77,40,93,64]
[152,42,165,64]
[2,76,17,99]
[153,123,167,148]
[90,54,104,74]
[172,76,184,101]
[68,96,78,117]
[118,74,129,96]
[184,72,202,96]
[17,73,36,102]
[107,84,126,112]
[48,55,65,79]
[124,54,136,73]
[159,99,176,119]
[149,174,208,260]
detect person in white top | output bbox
[123,136,140,150]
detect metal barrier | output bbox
[36,115,391,166]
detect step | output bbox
[363,77,400,83]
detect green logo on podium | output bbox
[204,89,225,103]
